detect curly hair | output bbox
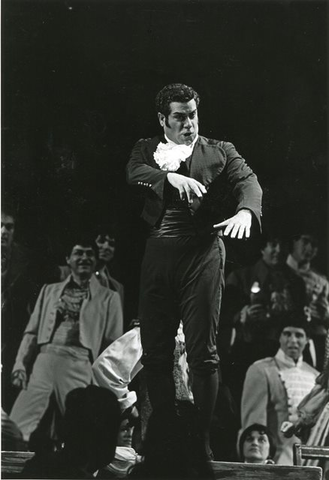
[155,83,200,118]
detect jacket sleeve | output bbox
[12,284,47,373]
[92,327,143,411]
[101,291,124,352]
[241,362,269,429]
[296,381,329,430]
[126,138,169,200]
[223,142,262,228]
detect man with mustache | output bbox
[59,228,124,309]
[126,83,262,458]
[9,236,123,445]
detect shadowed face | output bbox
[261,240,281,267]
[117,419,134,447]
[158,99,199,145]
[292,235,318,264]
[243,430,270,463]
[1,213,15,250]
[95,234,115,264]
[279,326,308,360]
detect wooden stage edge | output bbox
[211,460,322,479]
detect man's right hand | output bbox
[11,369,27,390]
[167,173,206,204]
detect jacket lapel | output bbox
[189,137,226,187]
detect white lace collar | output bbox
[153,135,198,172]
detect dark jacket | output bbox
[126,135,262,231]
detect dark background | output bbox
[2,0,328,322]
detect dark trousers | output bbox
[139,234,225,408]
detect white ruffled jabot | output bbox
[153,135,198,172]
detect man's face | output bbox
[158,99,199,145]
[261,240,281,267]
[279,326,308,360]
[95,234,115,264]
[66,245,96,279]
[243,430,270,463]
[1,213,15,250]
[292,235,318,264]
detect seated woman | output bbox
[239,424,276,464]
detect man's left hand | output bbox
[213,209,252,239]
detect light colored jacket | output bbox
[241,351,318,465]
[12,274,123,372]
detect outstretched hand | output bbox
[213,209,252,239]
[167,173,207,204]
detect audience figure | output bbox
[1,204,41,412]
[239,424,276,464]
[10,236,123,444]
[241,316,318,465]
[222,233,306,409]
[126,82,262,459]
[21,385,121,479]
[99,412,142,478]
[287,233,329,370]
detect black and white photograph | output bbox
[1,0,328,478]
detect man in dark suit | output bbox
[126,83,262,458]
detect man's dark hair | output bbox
[155,83,200,118]
[94,222,117,240]
[259,232,282,251]
[288,232,318,254]
[1,201,17,220]
[64,234,98,258]
[239,423,276,461]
